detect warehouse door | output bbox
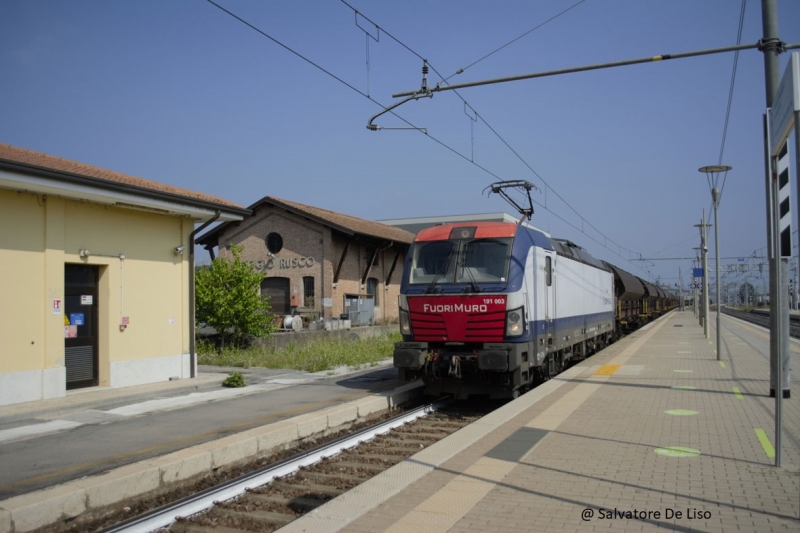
[261,277,290,315]
[64,264,99,389]
[344,294,374,326]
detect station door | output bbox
[64,264,99,389]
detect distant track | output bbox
[721,307,800,338]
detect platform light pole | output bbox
[700,165,731,360]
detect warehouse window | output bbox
[365,247,379,267]
[303,276,315,308]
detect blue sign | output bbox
[693,268,703,278]
[69,313,85,326]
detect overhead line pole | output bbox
[394,43,763,97]
[760,0,786,469]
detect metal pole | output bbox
[770,139,785,467]
[795,105,800,519]
[713,191,722,360]
[760,0,783,467]
[702,211,710,339]
[393,43,762,97]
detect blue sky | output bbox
[2,1,800,292]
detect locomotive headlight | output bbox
[399,308,412,335]
[505,306,524,337]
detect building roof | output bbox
[197,195,416,248]
[0,143,249,220]
[379,212,549,235]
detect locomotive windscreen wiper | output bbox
[459,254,481,293]
[425,244,457,294]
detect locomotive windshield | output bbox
[408,237,512,285]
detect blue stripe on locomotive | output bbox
[508,226,612,346]
[505,224,553,293]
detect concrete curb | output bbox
[0,382,424,533]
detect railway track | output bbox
[99,399,492,533]
[721,307,800,338]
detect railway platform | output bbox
[282,310,800,533]
[0,310,798,532]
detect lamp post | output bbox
[700,165,731,361]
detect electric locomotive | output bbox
[393,219,616,399]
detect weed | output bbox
[199,333,401,373]
[222,371,246,388]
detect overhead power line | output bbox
[717,0,747,167]
[206,0,652,277]
[339,0,652,273]
[442,0,589,82]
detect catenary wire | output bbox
[717,0,746,167]
[442,0,589,82]
[207,0,651,277]
[716,0,746,193]
[203,2,507,195]
[339,0,649,271]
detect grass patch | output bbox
[198,332,402,373]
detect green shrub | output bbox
[222,371,246,388]
[196,244,276,351]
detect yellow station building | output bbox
[0,144,248,407]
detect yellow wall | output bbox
[0,190,46,373]
[0,189,192,386]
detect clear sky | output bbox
[2,1,800,293]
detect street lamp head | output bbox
[698,165,732,174]
[699,165,731,205]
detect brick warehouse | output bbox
[196,196,415,324]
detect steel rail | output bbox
[722,308,800,338]
[99,400,447,533]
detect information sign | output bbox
[770,53,799,155]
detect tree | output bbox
[196,245,276,350]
